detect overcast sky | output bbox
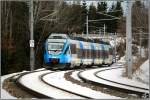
[66,0,127,15]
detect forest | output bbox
[1,1,148,75]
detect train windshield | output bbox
[47,42,64,55]
[48,43,64,51]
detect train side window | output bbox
[77,48,81,58]
[91,49,94,58]
[88,49,91,59]
[70,44,76,54]
[109,46,113,55]
[104,45,109,59]
[83,49,86,59]
[95,46,99,58]
[100,50,103,59]
[85,49,87,59]
[87,49,89,59]
[86,49,88,59]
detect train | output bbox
[44,33,113,69]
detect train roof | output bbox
[47,33,110,45]
[48,33,68,39]
[70,36,110,45]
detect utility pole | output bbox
[126,1,132,79]
[29,0,34,71]
[104,24,106,41]
[104,24,106,38]
[99,28,101,36]
[139,28,142,58]
[86,12,88,37]
[148,1,150,68]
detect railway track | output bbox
[16,69,87,99]
[78,66,149,98]
[14,64,149,99]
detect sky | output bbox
[66,0,127,16]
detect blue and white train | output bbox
[44,33,113,69]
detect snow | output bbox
[133,60,149,85]
[1,60,149,99]
[96,68,149,89]
[118,56,126,63]
[118,56,149,85]
[19,70,84,99]
[110,37,125,47]
[1,72,20,99]
[43,71,121,99]
[71,71,82,81]
[79,65,149,93]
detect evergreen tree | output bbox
[107,2,123,33]
[96,2,107,32]
[88,3,97,32]
[1,1,30,75]
[81,1,87,34]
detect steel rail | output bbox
[15,69,52,99]
[16,69,88,99]
[95,67,149,91]
[78,67,149,97]
[40,72,91,99]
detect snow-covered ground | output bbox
[133,60,149,85]
[79,62,149,93]
[1,58,149,99]
[110,37,125,47]
[118,56,149,85]
[43,71,121,99]
[71,71,82,81]
[96,67,149,90]
[1,72,21,99]
[18,70,85,99]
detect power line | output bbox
[88,18,119,22]
[96,12,121,19]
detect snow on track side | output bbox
[71,71,83,81]
[42,71,121,99]
[1,72,22,99]
[79,66,149,95]
[96,68,149,90]
[17,70,84,99]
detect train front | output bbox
[44,34,70,69]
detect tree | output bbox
[81,1,87,34]
[96,2,107,33]
[132,1,148,47]
[1,1,30,75]
[88,3,97,32]
[107,2,123,33]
